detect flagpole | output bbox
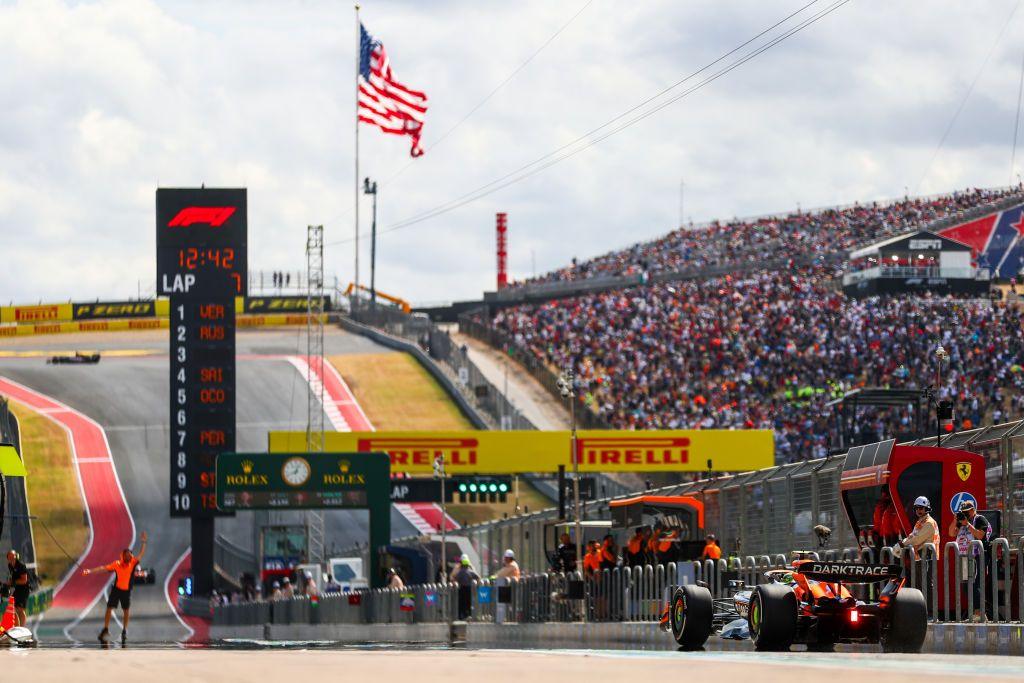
[354,3,361,297]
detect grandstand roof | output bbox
[849,230,971,259]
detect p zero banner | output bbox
[268,430,774,474]
[2,297,325,325]
[244,296,331,313]
[72,301,156,320]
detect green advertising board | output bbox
[216,451,391,587]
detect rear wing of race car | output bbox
[797,562,902,583]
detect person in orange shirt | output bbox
[82,531,147,644]
[600,535,619,570]
[655,526,680,564]
[701,534,722,561]
[647,523,663,564]
[625,527,646,567]
[583,541,602,576]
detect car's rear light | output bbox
[849,608,859,623]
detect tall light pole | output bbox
[935,345,950,445]
[557,368,582,621]
[363,178,378,307]
[433,453,447,586]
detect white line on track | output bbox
[0,375,136,644]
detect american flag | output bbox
[359,23,428,157]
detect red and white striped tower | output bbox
[496,213,508,289]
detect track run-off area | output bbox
[0,328,456,644]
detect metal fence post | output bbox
[989,537,1010,623]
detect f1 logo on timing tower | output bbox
[168,207,237,227]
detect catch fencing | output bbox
[458,314,611,429]
[214,538,1024,627]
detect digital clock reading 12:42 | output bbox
[178,247,236,270]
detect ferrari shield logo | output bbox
[956,462,972,482]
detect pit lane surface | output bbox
[0,328,420,644]
[1,648,1020,683]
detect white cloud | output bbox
[0,0,1022,304]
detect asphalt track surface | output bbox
[0,328,420,644]
[1,648,1021,683]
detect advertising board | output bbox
[268,430,774,474]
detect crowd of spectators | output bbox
[484,188,1024,461]
[490,264,1024,462]
[514,187,1024,287]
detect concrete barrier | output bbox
[211,622,453,644]
[210,620,1024,655]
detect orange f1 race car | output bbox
[665,559,928,652]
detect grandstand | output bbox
[463,187,1024,462]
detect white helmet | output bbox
[913,496,931,510]
[503,549,515,559]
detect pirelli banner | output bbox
[0,303,74,324]
[268,430,774,474]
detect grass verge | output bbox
[328,353,473,430]
[328,352,555,523]
[9,400,88,586]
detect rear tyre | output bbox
[749,583,797,651]
[882,587,927,653]
[670,584,714,650]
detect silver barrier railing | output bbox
[213,543,1023,627]
[990,537,1010,622]
[942,541,959,622]
[968,539,985,621]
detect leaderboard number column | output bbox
[170,300,191,516]
[169,298,236,518]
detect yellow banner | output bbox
[0,313,324,337]
[0,303,74,324]
[268,430,773,474]
[0,318,168,337]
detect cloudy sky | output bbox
[2,0,1023,305]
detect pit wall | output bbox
[209,621,1024,655]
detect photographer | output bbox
[947,500,991,622]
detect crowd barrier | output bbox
[214,539,1023,629]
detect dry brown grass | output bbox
[329,353,473,430]
[9,400,88,586]
[328,353,555,523]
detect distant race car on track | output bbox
[47,352,101,365]
[663,556,928,653]
[133,566,157,585]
